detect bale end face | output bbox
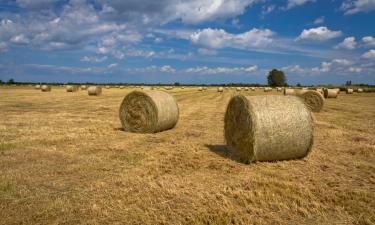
[119,91,179,133]
[300,90,325,112]
[88,86,102,96]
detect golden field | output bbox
[0,86,374,225]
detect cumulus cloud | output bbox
[190,28,274,50]
[348,67,362,73]
[361,49,375,59]
[362,36,375,47]
[197,48,217,55]
[341,0,375,15]
[185,65,257,74]
[107,63,118,69]
[296,26,342,42]
[334,37,356,49]
[127,65,176,73]
[98,0,255,24]
[16,0,56,10]
[286,0,316,9]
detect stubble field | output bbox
[0,86,374,224]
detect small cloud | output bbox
[362,36,375,47]
[341,0,375,15]
[81,56,108,63]
[160,65,175,73]
[313,16,325,25]
[361,49,375,59]
[286,0,316,10]
[197,48,217,56]
[0,42,7,52]
[296,26,342,42]
[334,37,356,50]
[348,67,362,73]
[10,34,29,45]
[107,63,118,69]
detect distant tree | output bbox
[296,83,301,87]
[7,79,15,84]
[174,82,180,86]
[345,80,352,86]
[267,69,286,87]
[0,80,3,84]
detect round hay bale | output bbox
[35,85,41,90]
[276,87,283,92]
[244,87,249,91]
[316,88,324,95]
[218,87,224,92]
[88,86,102,96]
[202,87,207,90]
[323,89,338,98]
[295,89,309,95]
[105,85,110,89]
[224,95,314,163]
[119,91,179,133]
[41,85,51,92]
[357,88,363,93]
[120,86,124,89]
[236,87,242,91]
[81,85,88,90]
[66,85,78,92]
[346,88,353,94]
[198,87,203,91]
[250,87,255,91]
[297,90,325,112]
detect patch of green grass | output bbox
[0,176,14,196]
[0,142,17,154]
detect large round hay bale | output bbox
[224,95,314,163]
[276,87,283,92]
[35,85,41,90]
[66,85,78,92]
[81,85,88,90]
[217,87,224,92]
[198,87,203,91]
[88,86,102,96]
[297,90,325,112]
[316,88,324,95]
[119,91,179,133]
[202,87,207,90]
[244,87,249,91]
[41,85,51,92]
[346,88,353,94]
[295,89,309,95]
[323,89,338,98]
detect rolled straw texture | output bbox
[224,95,314,163]
[119,91,179,133]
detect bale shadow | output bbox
[205,144,231,158]
[113,127,125,131]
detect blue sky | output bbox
[0,0,374,85]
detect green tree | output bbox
[345,80,352,86]
[7,79,15,84]
[267,69,286,87]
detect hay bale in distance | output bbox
[264,87,272,92]
[81,85,88,90]
[198,87,203,91]
[41,85,51,92]
[88,86,102,96]
[298,90,325,112]
[357,88,363,93]
[66,85,79,92]
[346,88,354,94]
[244,87,249,91]
[276,87,283,92]
[324,89,338,98]
[284,88,296,95]
[236,87,242,91]
[218,87,224,92]
[224,95,314,163]
[119,90,179,133]
[35,85,41,90]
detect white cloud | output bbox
[190,28,274,50]
[98,0,256,24]
[286,0,316,9]
[282,65,305,73]
[126,65,176,73]
[81,56,108,63]
[332,59,354,66]
[296,26,342,42]
[16,0,56,10]
[361,49,375,59]
[341,0,375,15]
[362,36,375,47]
[313,16,325,25]
[348,67,362,73]
[10,34,30,44]
[0,42,7,52]
[107,63,118,69]
[334,37,356,49]
[160,65,176,73]
[261,5,276,15]
[197,48,218,55]
[185,65,257,74]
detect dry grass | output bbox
[0,86,374,225]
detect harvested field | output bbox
[0,86,374,224]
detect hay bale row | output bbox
[224,95,314,163]
[119,91,179,133]
[88,86,102,96]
